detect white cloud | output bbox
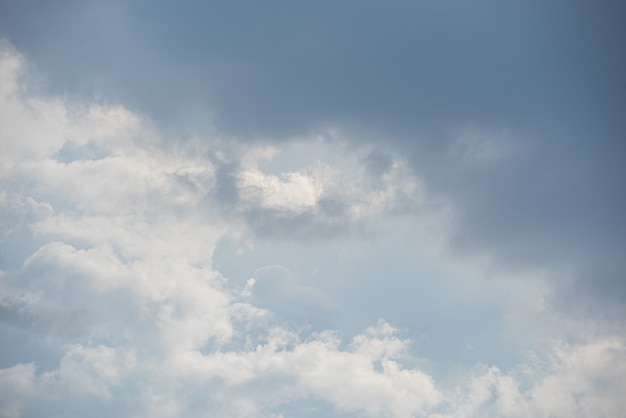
[0,363,36,418]
[1,43,624,418]
[0,43,441,417]
[172,320,441,417]
[58,344,136,399]
[238,166,327,212]
[233,138,424,233]
[434,337,626,418]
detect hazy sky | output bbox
[1,1,625,417]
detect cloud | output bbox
[434,337,626,418]
[0,43,443,417]
[1,40,625,418]
[0,363,38,418]
[3,0,624,310]
[171,321,442,417]
[238,165,326,212]
[227,137,425,239]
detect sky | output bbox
[0,1,625,417]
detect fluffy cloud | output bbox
[171,321,441,417]
[226,136,425,241]
[1,43,624,418]
[435,337,626,418]
[0,44,439,417]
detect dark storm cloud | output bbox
[2,0,624,305]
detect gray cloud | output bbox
[2,1,623,311]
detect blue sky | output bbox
[1,1,625,417]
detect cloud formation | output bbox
[0,4,625,415]
[1,46,445,416]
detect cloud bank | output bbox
[1,6,625,415]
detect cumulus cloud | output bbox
[435,337,626,418]
[0,44,439,417]
[171,321,442,417]
[226,136,425,240]
[1,43,624,418]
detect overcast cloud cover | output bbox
[1,1,625,417]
